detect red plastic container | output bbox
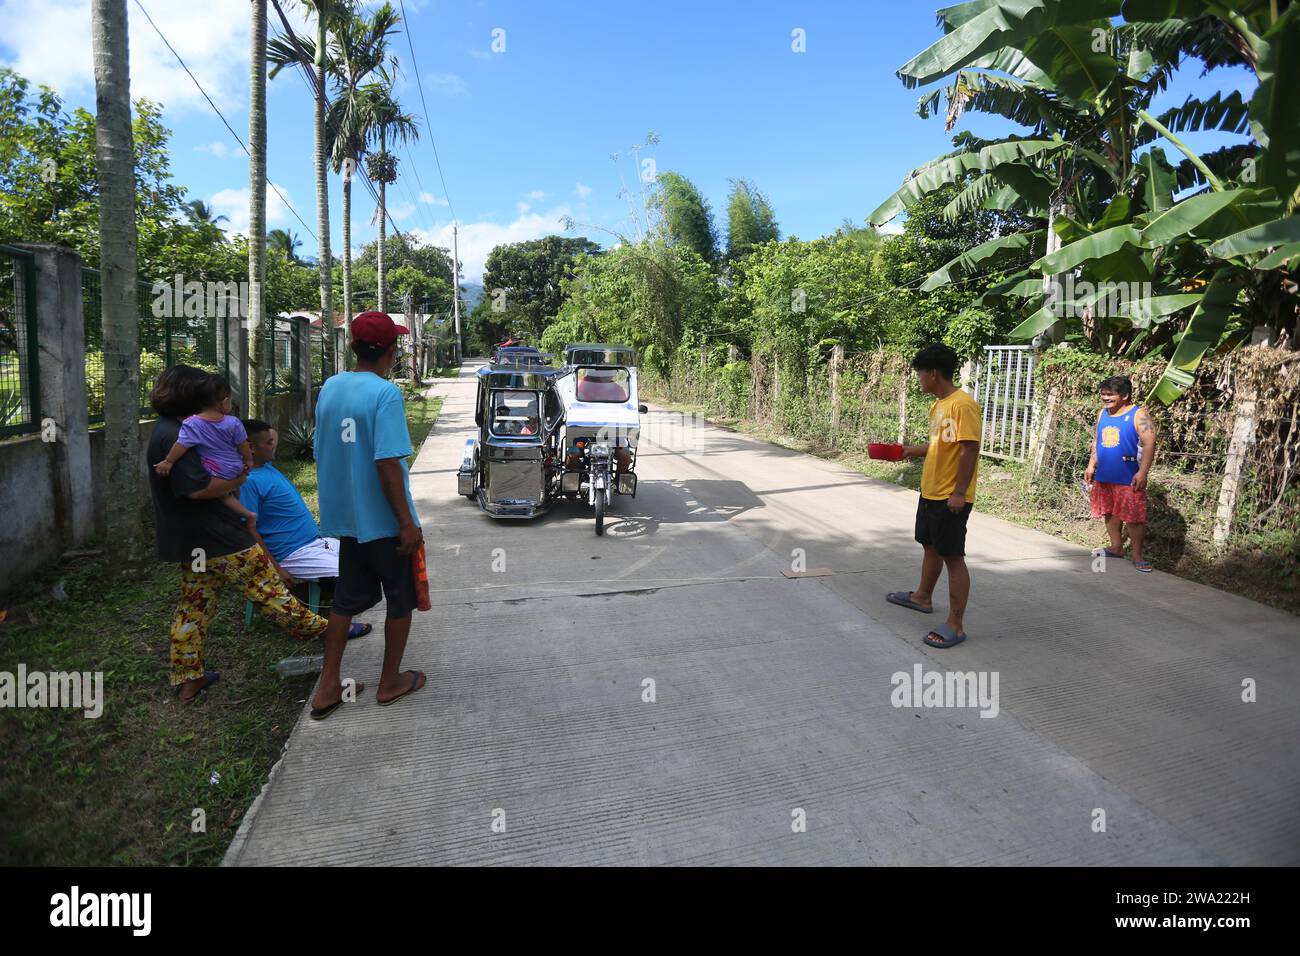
[868,442,905,461]
[411,544,431,612]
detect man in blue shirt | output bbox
[310,311,426,719]
[239,419,373,642]
[239,419,338,582]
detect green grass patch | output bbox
[0,387,443,865]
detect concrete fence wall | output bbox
[0,243,315,595]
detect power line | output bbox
[397,0,457,224]
[131,0,318,242]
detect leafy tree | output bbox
[725,179,779,261]
[651,170,718,265]
[480,235,602,342]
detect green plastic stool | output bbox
[245,579,321,626]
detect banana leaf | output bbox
[1138,189,1253,246]
[1207,215,1300,259]
[897,0,1123,90]
[1149,268,1238,405]
[1032,224,1144,274]
[921,230,1046,291]
[1254,241,1300,270]
[1248,6,1300,201]
[1115,293,1202,328]
[869,151,985,225]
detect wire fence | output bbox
[264,316,303,394]
[81,268,228,421]
[0,245,40,436]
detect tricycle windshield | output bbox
[575,367,630,403]
[490,389,541,437]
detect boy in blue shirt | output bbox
[1084,375,1157,571]
[310,312,426,719]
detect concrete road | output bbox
[225,362,1300,866]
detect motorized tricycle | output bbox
[457,351,565,518]
[552,343,646,535]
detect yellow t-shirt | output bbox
[920,389,981,501]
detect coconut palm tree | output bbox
[91,0,142,555]
[267,0,342,376]
[267,228,303,262]
[184,199,230,228]
[248,0,268,415]
[357,71,419,312]
[325,2,401,324]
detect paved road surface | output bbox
[225,363,1299,866]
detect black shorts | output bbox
[915,495,973,557]
[333,536,417,619]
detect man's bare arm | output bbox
[1133,407,1156,491]
[188,475,245,500]
[376,457,422,554]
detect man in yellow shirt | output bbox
[885,344,981,648]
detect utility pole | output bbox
[452,221,462,364]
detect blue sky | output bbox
[0,0,1257,282]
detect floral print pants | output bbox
[170,544,328,685]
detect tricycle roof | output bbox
[477,364,559,390]
[563,343,637,367]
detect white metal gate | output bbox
[970,345,1036,461]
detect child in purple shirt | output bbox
[154,374,258,528]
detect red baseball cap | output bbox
[351,311,409,348]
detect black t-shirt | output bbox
[146,417,255,564]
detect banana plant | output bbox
[872,0,1297,403]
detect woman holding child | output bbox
[145,365,335,703]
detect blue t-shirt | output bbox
[314,371,420,544]
[238,462,322,561]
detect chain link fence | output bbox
[81,269,228,421]
[0,245,40,436]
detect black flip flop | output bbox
[310,681,364,721]
[377,670,426,707]
[178,670,220,704]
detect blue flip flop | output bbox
[887,591,934,614]
[1133,560,1153,573]
[347,622,373,640]
[924,623,968,649]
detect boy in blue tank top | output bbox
[1084,375,1157,571]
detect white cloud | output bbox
[426,72,466,96]
[574,182,592,199]
[388,201,416,222]
[419,192,449,206]
[196,140,236,158]
[410,206,574,284]
[0,0,254,114]
[208,182,295,237]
